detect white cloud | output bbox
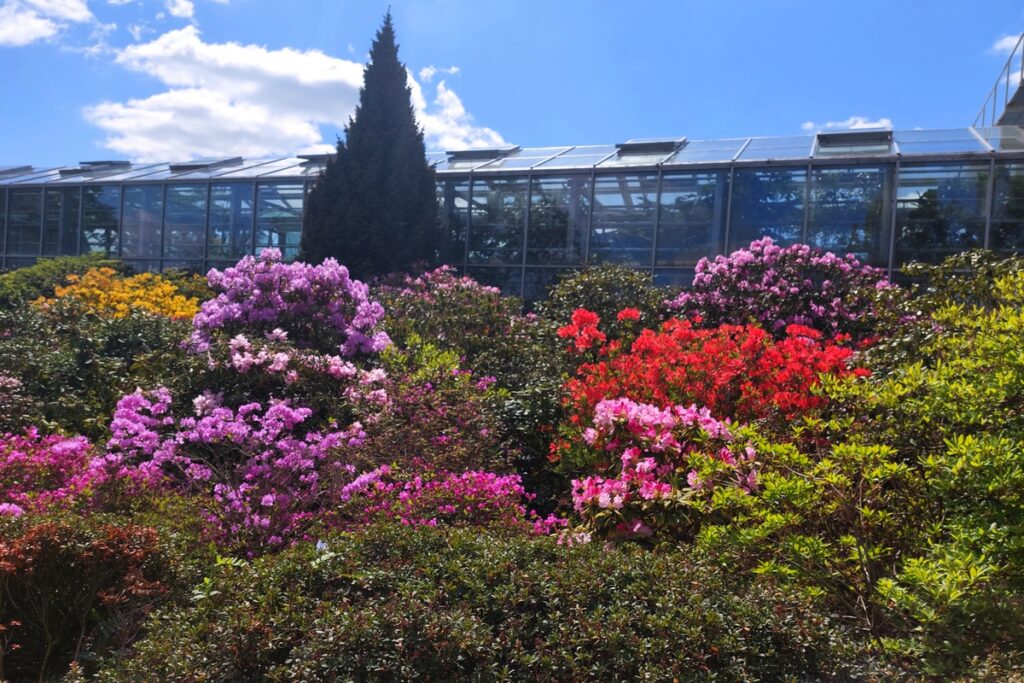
[418,64,459,83]
[992,34,1022,55]
[0,0,94,46]
[801,115,893,132]
[410,75,505,150]
[165,0,192,19]
[0,3,59,45]
[84,26,504,160]
[24,0,92,21]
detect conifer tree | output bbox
[300,12,437,278]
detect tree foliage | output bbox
[300,13,438,279]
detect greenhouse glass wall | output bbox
[3,126,1024,299]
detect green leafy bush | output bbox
[537,264,669,331]
[97,524,877,682]
[0,306,192,437]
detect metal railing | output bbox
[974,33,1024,128]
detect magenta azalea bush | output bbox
[105,387,366,550]
[191,248,390,356]
[569,397,759,542]
[337,465,566,534]
[668,237,896,338]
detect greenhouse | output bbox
[3,125,1024,299]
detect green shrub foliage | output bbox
[97,525,876,682]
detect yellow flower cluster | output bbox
[36,267,201,320]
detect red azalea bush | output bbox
[558,309,867,428]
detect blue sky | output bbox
[2,0,1023,165]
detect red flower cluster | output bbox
[561,310,866,424]
[557,308,607,352]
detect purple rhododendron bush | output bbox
[0,244,1022,681]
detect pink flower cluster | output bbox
[571,397,759,541]
[190,248,391,357]
[668,238,893,338]
[107,387,365,550]
[342,467,565,534]
[0,428,149,516]
[377,265,502,303]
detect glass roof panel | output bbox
[48,162,166,183]
[473,146,571,171]
[4,167,66,184]
[894,129,986,155]
[597,150,671,167]
[737,135,814,161]
[258,161,322,177]
[433,158,493,172]
[667,138,748,164]
[203,158,295,178]
[977,126,1024,151]
[532,145,616,169]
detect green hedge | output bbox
[98,524,881,682]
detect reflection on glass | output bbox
[991,162,1024,252]
[82,186,121,255]
[528,175,590,265]
[465,266,523,298]
[894,164,987,264]
[437,179,470,265]
[808,167,889,265]
[121,185,164,259]
[165,185,207,259]
[590,173,657,265]
[729,168,806,250]
[522,267,575,304]
[43,188,81,256]
[209,184,253,261]
[468,177,526,264]
[657,171,726,265]
[653,269,694,288]
[7,188,42,256]
[256,183,303,261]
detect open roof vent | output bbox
[814,128,893,155]
[0,165,32,178]
[615,137,687,154]
[445,145,520,161]
[169,157,243,173]
[59,160,131,177]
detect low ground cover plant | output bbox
[0,243,1020,680]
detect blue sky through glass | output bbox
[1,0,1023,165]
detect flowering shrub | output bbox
[35,267,200,320]
[339,467,564,534]
[0,429,109,516]
[559,310,865,428]
[668,238,896,339]
[346,338,515,473]
[106,387,364,551]
[190,248,389,357]
[566,398,758,542]
[376,266,527,386]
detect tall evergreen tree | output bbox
[300,12,438,278]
